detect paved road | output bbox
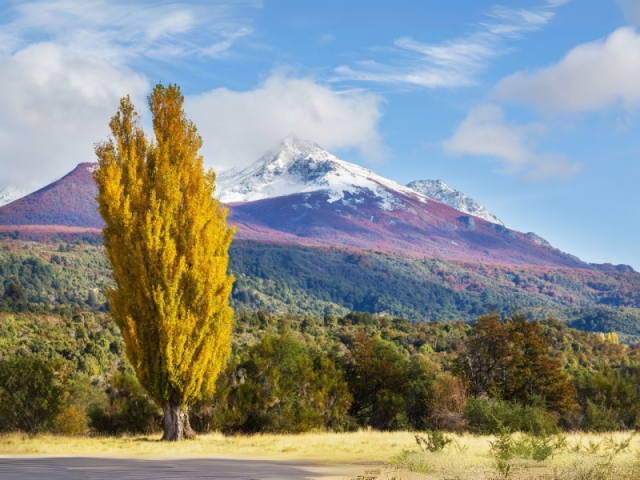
[0,457,371,480]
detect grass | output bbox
[1,431,640,479]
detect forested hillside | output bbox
[2,238,640,336]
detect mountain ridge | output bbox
[407,179,504,226]
[0,136,631,270]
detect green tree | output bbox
[93,84,235,440]
[343,330,409,429]
[88,372,160,435]
[456,313,577,416]
[0,357,64,434]
[210,331,351,433]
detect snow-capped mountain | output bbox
[407,180,504,226]
[0,136,588,267]
[216,134,427,210]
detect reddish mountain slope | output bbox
[0,163,101,228]
[0,150,622,269]
[228,189,585,267]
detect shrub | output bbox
[210,331,352,434]
[582,400,621,432]
[54,405,88,435]
[464,397,558,435]
[0,357,64,434]
[88,372,160,435]
[415,430,453,452]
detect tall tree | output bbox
[456,312,577,415]
[94,84,235,441]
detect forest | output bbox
[2,238,640,437]
[1,302,638,436]
[2,238,640,336]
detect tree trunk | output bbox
[162,401,185,441]
[183,405,196,439]
[162,402,196,441]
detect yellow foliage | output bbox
[93,84,235,408]
[53,405,88,436]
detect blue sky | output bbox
[0,0,639,268]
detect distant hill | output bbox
[0,163,101,228]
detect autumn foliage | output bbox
[93,84,235,440]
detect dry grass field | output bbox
[2,431,640,479]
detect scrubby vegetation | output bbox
[2,305,640,438]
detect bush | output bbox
[88,372,160,435]
[0,357,64,434]
[582,400,621,432]
[464,397,558,435]
[210,331,352,434]
[54,405,88,435]
[415,430,453,452]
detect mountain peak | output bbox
[0,162,101,228]
[407,179,504,226]
[279,133,318,151]
[216,135,419,206]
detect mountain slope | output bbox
[407,179,505,226]
[217,136,584,267]
[0,163,101,228]
[0,137,621,269]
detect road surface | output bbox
[0,456,379,479]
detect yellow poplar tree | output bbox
[93,84,235,441]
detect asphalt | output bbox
[0,457,371,479]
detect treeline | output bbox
[1,309,639,436]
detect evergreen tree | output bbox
[94,84,235,441]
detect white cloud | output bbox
[494,27,640,112]
[333,1,567,88]
[443,104,581,181]
[0,0,261,193]
[184,74,385,169]
[0,42,149,191]
[482,5,553,37]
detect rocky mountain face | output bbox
[217,134,424,206]
[406,180,504,226]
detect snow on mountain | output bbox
[406,180,505,226]
[0,187,23,207]
[216,134,427,210]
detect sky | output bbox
[0,0,639,269]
